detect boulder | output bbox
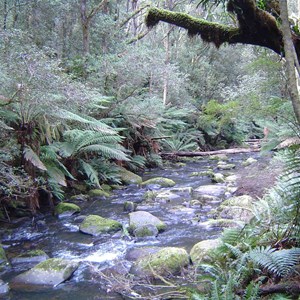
[131,247,189,277]
[55,202,81,218]
[133,224,158,237]
[170,186,193,195]
[0,279,9,295]
[11,250,49,265]
[190,239,222,265]
[194,185,226,198]
[141,177,176,188]
[11,258,79,287]
[129,211,166,233]
[209,154,228,161]
[218,195,254,222]
[79,215,122,236]
[155,191,181,203]
[88,189,110,198]
[119,167,142,185]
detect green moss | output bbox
[146,8,240,47]
[35,258,72,272]
[189,170,214,177]
[136,247,189,276]
[141,177,176,187]
[88,189,110,197]
[55,202,81,215]
[17,250,47,258]
[119,167,142,185]
[0,245,7,263]
[80,215,122,235]
[101,184,112,192]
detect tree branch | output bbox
[145,0,285,56]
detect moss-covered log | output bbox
[145,0,300,60]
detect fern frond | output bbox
[0,120,13,130]
[79,160,100,188]
[44,162,68,186]
[23,146,47,171]
[248,246,300,277]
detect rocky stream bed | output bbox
[0,152,280,299]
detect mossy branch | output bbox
[146,8,240,48]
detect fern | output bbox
[79,160,100,188]
[248,246,300,277]
[23,146,47,171]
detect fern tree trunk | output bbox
[279,0,300,125]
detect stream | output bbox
[0,152,262,299]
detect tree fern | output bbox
[248,246,300,277]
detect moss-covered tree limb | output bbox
[145,0,297,59]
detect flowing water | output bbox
[0,153,261,299]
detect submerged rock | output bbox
[123,201,137,212]
[217,161,236,170]
[141,177,176,188]
[211,173,225,183]
[128,211,166,233]
[119,167,142,185]
[11,258,79,287]
[79,215,122,236]
[131,247,189,277]
[11,250,49,265]
[55,202,81,218]
[190,239,222,265]
[242,157,257,166]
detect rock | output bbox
[155,191,180,203]
[0,279,9,294]
[126,247,160,261]
[225,174,237,183]
[170,186,193,195]
[209,154,228,161]
[194,185,226,198]
[211,173,225,183]
[101,184,112,192]
[123,201,137,212]
[131,247,189,277]
[242,157,258,166]
[119,167,142,185]
[190,239,222,265]
[79,215,122,236]
[55,202,81,218]
[217,161,236,170]
[218,195,254,222]
[11,250,49,265]
[70,194,89,201]
[189,170,214,177]
[199,218,244,229]
[168,206,195,215]
[141,177,176,188]
[88,189,110,198]
[11,258,79,287]
[128,211,166,233]
[133,224,158,237]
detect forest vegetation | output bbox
[0,0,300,298]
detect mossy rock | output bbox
[129,211,166,233]
[131,247,189,277]
[194,185,226,198]
[200,218,244,229]
[209,154,228,161]
[88,189,110,198]
[123,201,137,212]
[189,170,214,177]
[55,202,81,218]
[217,162,236,170]
[11,258,79,287]
[79,215,122,236]
[141,177,176,188]
[190,239,222,265]
[101,184,112,192]
[242,157,257,166]
[211,173,225,183]
[11,250,49,265]
[133,224,158,237]
[70,194,89,201]
[119,167,142,185]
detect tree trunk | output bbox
[80,0,90,57]
[279,0,300,124]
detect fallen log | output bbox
[161,147,261,157]
[258,282,300,297]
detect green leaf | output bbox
[23,146,47,171]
